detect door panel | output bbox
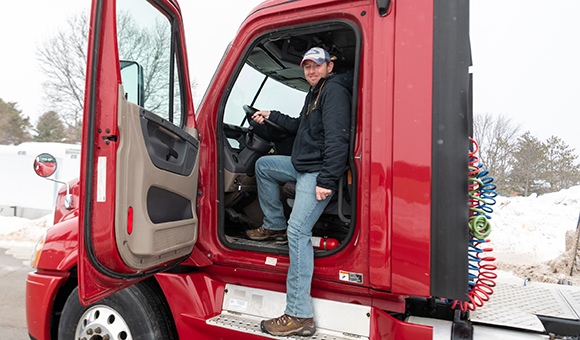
[79,0,199,305]
[114,88,199,270]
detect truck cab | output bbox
[27,0,481,339]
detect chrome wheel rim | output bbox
[75,305,132,340]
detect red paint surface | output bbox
[26,271,70,340]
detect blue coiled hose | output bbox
[448,139,497,312]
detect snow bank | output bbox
[0,214,52,247]
[0,215,52,264]
[491,185,580,262]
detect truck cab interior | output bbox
[217,21,360,256]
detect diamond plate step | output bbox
[207,312,366,340]
[471,281,580,332]
[206,284,370,339]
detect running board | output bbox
[206,284,371,339]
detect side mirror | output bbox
[33,153,57,177]
[33,153,73,210]
[120,60,144,107]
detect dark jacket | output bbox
[270,71,353,191]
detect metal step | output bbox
[206,284,370,339]
[208,312,365,339]
[471,280,580,332]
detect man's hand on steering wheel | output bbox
[251,110,271,125]
[243,104,290,139]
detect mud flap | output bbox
[451,309,473,340]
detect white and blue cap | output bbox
[300,47,331,67]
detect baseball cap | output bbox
[300,47,331,67]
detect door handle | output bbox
[166,148,178,161]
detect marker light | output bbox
[127,206,133,234]
[31,232,47,269]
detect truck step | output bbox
[206,284,370,339]
[208,312,364,339]
[471,280,580,332]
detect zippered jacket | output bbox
[270,71,353,191]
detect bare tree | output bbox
[37,13,88,142]
[473,113,521,195]
[116,11,171,113]
[37,11,200,142]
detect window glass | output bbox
[116,0,182,126]
[171,60,182,124]
[223,63,305,127]
[119,61,142,106]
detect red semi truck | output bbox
[25,0,580,339]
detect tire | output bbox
[58,280,178,340]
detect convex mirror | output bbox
[33,153,57,178]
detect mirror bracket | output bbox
[43,177,74,210]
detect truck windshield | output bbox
[223,63,305,127]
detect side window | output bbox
[116,0,183,126]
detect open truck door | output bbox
[79,0,200,305]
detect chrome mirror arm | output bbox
[44,177,73,210]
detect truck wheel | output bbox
[58,280,178,340]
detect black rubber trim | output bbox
[430,0,471,301]
[167,0,182,17]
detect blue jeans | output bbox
[255,155,333,318]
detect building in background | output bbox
[0,143,80,219]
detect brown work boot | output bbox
[261,314,316,336]
[246,226,286,241]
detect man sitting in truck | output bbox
[246,47,353,336]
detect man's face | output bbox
[303,60,334,87]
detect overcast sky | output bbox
[0,0,579,153]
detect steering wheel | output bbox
[243,105,290,136]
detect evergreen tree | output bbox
[0,98,32,145]
[33,111,67,142]
[543,136,580,192]
[506,132,546,196]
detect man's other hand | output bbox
[316,186,332,201]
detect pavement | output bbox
[0,245,34,339]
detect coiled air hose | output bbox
[449,138,497,312]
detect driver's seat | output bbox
[281,168,352,223]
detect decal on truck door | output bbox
[97,156,107,202]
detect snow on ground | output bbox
[0,214,52,262]
[488,186,580,284]
[1,186,579,282]
[491,185,580,262]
